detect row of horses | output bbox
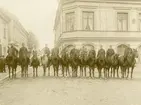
[0,47,138,79]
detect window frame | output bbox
[65,12,75,32]
[82,11,94,31]
[138,13,141,31]
[3,23,7,39]
[117,12,128,31]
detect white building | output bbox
[0,9,29,56]
[0,10,10,56]
[54,0,141,63]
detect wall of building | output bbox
[61,2,141,32]
[0,16,9,56]
[54,0,141,63]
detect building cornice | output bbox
[55,36,141,46]
[62,0,141,5]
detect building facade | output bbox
[0,9,29,56]
[54,0,141,63]
[0,10,10,57]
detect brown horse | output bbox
[126,49,138,79]
[31,56,40,77]
[79,50,88,77]
[6,55,18,78]
[60,51,70,77]
[118,55,128,78]
[69,48,79,77]
[41,54,51,76]
[19,54,30,77]
[97,54,106,78]
[51,47,60,77]
[105,55,112,78]
[87,49,96,78]
[111,54,119,78]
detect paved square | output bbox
[0,65,141,105]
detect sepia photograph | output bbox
[0,0,141,105]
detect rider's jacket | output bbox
[33,50,38,57]
[106,48,115,57]
[97,48,105,58]
[88,49,96,57]
[43,47,50,56]
[7,46,18,57]
[80,48,87,55]
[19,47,28,58]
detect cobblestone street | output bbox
[0,65,141,105]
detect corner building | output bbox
[54,0,141,63]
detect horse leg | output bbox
[26,66,28,77]
[33,67,35,77]
[126,67,129,78]
[131,67,134,79]
[48,66,50,76]
[12,68,14,78]
[89,67,91,78]
[72,67,74,77]
[57,66,59,77]
[80,66,82,77]
[8,66,11,78]
[107,68,109,78]
[84,66,86,77]
[66,67,68,77]
[62,66,64,77]
[98,68,101,78]
[14,68,17,78]
[114,67,116,78]
[36,67,38,77]
[110,67,112,78]
[53,66,55,76]
[76,66,78,77]
[67,66,70,77]
[117,67,119,78]
[92,67,95,78]
[43,66,46,76]
[21,67,23,77]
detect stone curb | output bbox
[0,67,21,82]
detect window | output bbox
[139,13,141,31]
[82,11,94,31]
[3,23,7,39]
[117,13,128,31]
[65,12,75,32]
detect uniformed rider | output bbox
[106,45,115,57]
[51,46,59,57]
[43,44,50,56]
[7,43,18,58]
[97,45,105,59]
[19,43,28,59]
[124,44,132,60]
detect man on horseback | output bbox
[97,45,105,59]
[51,46,59,57]
[124,44,132,61]
[19,43,28,60]
[80,46,87,56]
[106,45,115,57]
[7,43,18,59]
[43,44,50,56]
